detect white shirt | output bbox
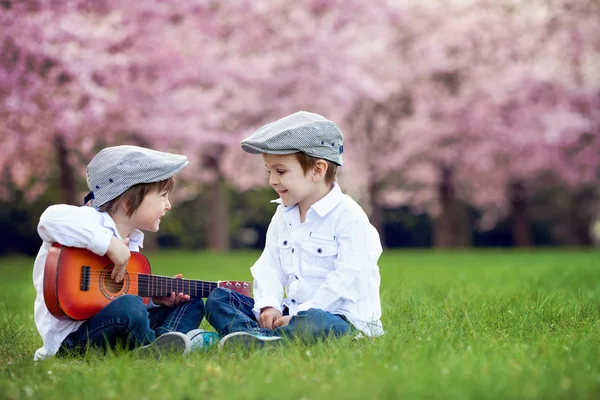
[250,183,384,336]
[33,205,145,361]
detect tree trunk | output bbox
[433,165,457,248]
[55,135,77,205]
[454,201,473,247]
[367,181,385,247]
[509,180,532,247]
[206,177,230,251]
[567,187,595,246]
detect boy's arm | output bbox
[37,205,114,256]
[297,219,382,313]
[250,220,286,318]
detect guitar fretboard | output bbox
[137,274,218,298]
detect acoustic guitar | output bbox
[44,243,252,321]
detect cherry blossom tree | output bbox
[340,0,600,247]
[2,0,598,250]
[1,1,134,204]
[1,0,400,250]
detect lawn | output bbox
[1,249,599,399]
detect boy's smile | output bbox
[129,190,171,232]
[263,153,332,220]
[263,153,313,208]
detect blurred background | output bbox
[1,0,598,255]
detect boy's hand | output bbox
[273,316,291,329]
[258,307,282,330]
[152,274,190,307]
[107,237,131,283]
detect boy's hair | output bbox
[295,152,337,184]
[99,177,175,217]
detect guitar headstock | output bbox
[217,280,252,298]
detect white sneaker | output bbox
[135,332,191,358]
[187,329,220,351]
[218,332,284,351]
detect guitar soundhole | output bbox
[103,275,124,293]
[99,266,130,300]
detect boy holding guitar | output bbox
[33,145,204,360]
[205,111,384,349]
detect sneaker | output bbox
[135,332,191,358]
[218,332,284,351]
[187,329,220,351]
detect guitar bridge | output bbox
[80,266,91,291]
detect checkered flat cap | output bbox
[84,145,188,209]
[241,111,344,165]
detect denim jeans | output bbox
[58,294,205,355]
[205,288,353,342]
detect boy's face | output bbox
[128,189,172,232]
[263,153,318,209]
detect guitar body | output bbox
[44,243,252,321]
[44,243,151,321]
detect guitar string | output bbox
[78,271,249,292]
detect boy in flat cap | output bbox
[206,111,384,349]
[32,145,205,360]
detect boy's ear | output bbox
[312,159,328,182]
[120,198,131,214]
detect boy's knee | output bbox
[206,287,230,307]
[294,308,351,339]
[110,294,145,310]
[186,296,206,315]
[110,295,148,325]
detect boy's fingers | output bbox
[265,316,274,330]
[111,265,120,280]
[111,263,126,282]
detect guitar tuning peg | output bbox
[243,283,249,288]
[235,282,241,287]
[226,281,232,286]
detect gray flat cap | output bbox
[241,111,344,165]
[84,145,188,209]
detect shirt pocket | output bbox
[300,237,338,277]
[277,235,293,272]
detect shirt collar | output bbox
[99,211,145,249]
[268,182,342,217]
[311,182,342,217]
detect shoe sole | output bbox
[136,332,191,358]
[218,332,283,351]
[187,329,220,351]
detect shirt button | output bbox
[291,248,294,253]
[291,299,296,304]
[283,240,288,246]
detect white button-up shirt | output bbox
[33,205,145,360]
[250,183,384,336]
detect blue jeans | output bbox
[205,288,353,342]
[58,295,205,355]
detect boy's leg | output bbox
[205,288,270,336]
[58,295,155,355]
[148,296,205,336]
[274,308,353,343]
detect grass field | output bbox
[1,249,599,399]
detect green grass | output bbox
[1,249,599,399]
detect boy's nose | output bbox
[165,198,171,210]
[269,174,279,186]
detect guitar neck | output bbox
[137,274,218,298]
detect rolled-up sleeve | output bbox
[250,219,286,318]
[38,205,114,256]
[297,218,382,313]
